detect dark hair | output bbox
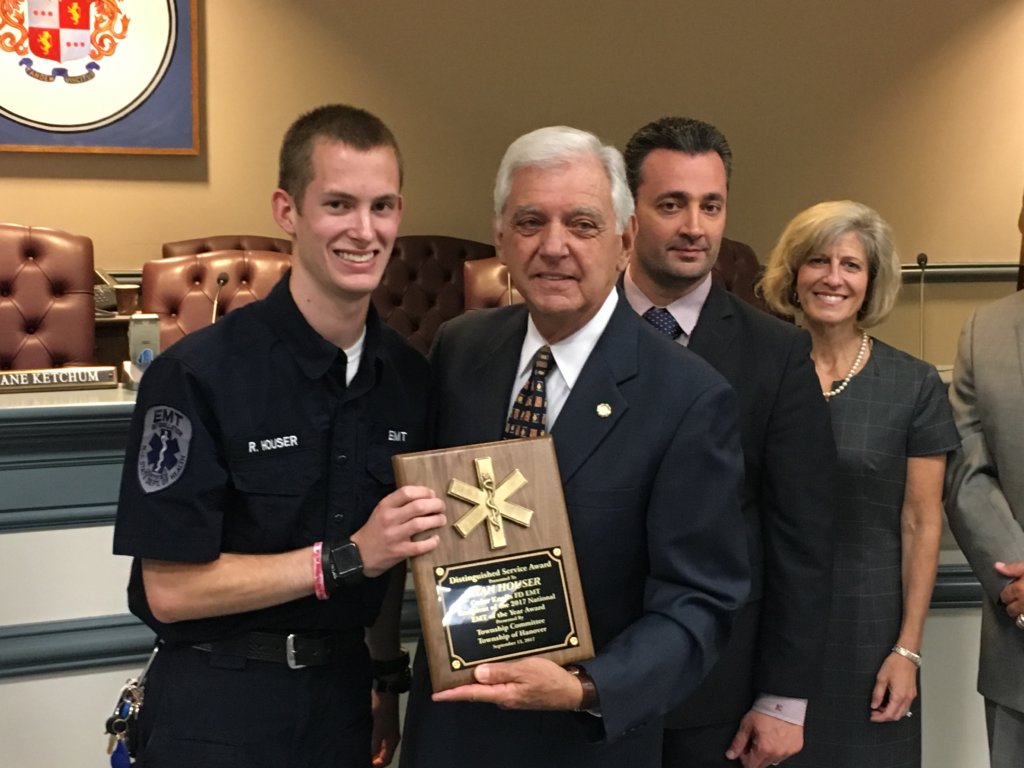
[277,104,403,204]
[623,116,732,196]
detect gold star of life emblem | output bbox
[447,457,534,549]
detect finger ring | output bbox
[1016,613,1024,630]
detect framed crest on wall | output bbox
[0,0,198,154]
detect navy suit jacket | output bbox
[667,283,837,727]
[401,298,749,768]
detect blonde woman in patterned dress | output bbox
[759,201,958,768]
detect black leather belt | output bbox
[192,631,361,669]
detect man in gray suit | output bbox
[945,289,1024,768]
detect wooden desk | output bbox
[94,314,131,370]
[0,387,135,531]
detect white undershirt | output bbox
[342,327,366,385]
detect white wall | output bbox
[0,665,141,768]
[922,609,988,768]
[0,608,988,767]
[2,1,1022,273]
[0,527,130,626]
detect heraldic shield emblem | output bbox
[0,0,176,131]
[26,0,93,65]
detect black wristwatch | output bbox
[323,539,365,593]
[372,648,412,694]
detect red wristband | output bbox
[312,541,329,600]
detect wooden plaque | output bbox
[393,436,593,692]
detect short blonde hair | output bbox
[759,200,901,328]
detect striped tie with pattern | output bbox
[503,345,553,438]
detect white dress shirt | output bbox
[506,288,618,430]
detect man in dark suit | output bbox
[622,117,837,768]
[400,126,749,768]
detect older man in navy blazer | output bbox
[400,126,749,768]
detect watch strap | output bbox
[565,664,599,713]
[371,648,410,677]
[372,648,411,694]
[322,539,364,594]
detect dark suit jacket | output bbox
[666,283,837,728]
[401,298,749,768]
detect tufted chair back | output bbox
[141,250,291,350]
[713,238,767,311]
[372,235,496,354]
[162,234,292,259]
[461,236,766,313]
[0,223,95,370]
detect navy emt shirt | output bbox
[113,272,429,645]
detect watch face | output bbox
[329,541,364,586]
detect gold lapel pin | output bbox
[596,403,612,418]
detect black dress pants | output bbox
[137,642,372,768]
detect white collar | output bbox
[517,288,619,389]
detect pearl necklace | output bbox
[823,332,870,400]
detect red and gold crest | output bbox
[2,0,128,81]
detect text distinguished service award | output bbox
[393,436,593,691]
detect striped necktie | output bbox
[504,346,554,438]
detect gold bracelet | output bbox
[891,644,922,668]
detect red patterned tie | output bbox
[504,346,553,438]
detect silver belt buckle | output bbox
[286,634,306,670]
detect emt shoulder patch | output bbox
[137,406,193,494]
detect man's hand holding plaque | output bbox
[431,656,588,710]
[392,436,594,701]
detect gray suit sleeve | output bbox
[945,309,1024,602]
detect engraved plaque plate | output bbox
[393,436,593,691]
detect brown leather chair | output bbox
[461,237,766,312]
[463,255,523,310]
[162,234,292,259]
[153,234,495,355]
[141,250,290,350]
[714,237,767,311]
[0,223,95,370]
[373,235,496,354]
